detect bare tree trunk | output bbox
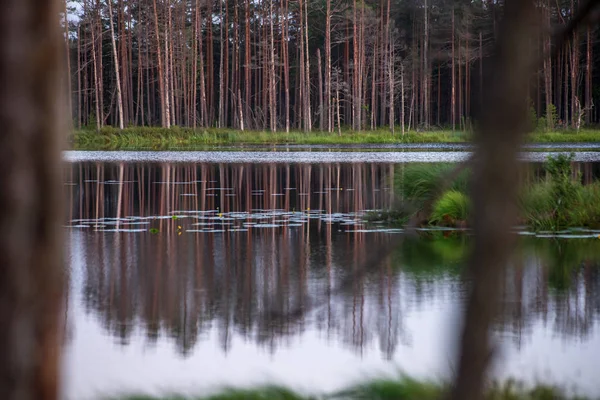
[423,0,429,129]
[63,0,72,125]
[565,43,570,125]
[90,9,101,132]
[192,0,199,128]
[543,1,553,130]
[269,0,277,132]
[401,60,405,136]
[586,25,592,125]
[0,0,65,399]
[304,0,311,131]
[571,0,579,129]
[282,0,290,132]
[107,0,125,130]
[389,50,395,135]
[77,24,82,129]
[336,86,342,136]
[451,9,456,131]
[318,48,324,131]
[198,3,208,128]
[218,0,225,128]
[152,0,167,127]
[299,0,306,131]
[352,0,359,130]
[245,0,252,129]
[96,0,104,127]
[325,0,332,132]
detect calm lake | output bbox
[61,150,600,400]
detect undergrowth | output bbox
[110,378,593,400]
[390,153,600,231]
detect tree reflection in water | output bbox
[64,161,600,360]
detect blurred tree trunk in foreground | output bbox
[0,0,65,399]
[450,1,598,399]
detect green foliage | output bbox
[520,182,555,230]
[71,128,472,150]
[546,153,579,229]
[395,164,470,204]
[330,377,441,400]
[112,387,311,400]
[537,104,558,132]
[111,378,592,400]
[546,104,558,131]
[429,190,470,226]
[528,100,538,131]
[70,127,600,150]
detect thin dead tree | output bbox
[107,0,125,130]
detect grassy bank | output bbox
[111,378,592,400]
[71,127,600,150]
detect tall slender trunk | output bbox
[269,0,277,132]
[304,0,311,131]
[423,0,429,129]
[198,2,208,127]
[64,0,72,124]
[164,2,172,128]
[352,0,359,130]
[77,25,82,129]
[401,60,405,136]
[90,7,101,132]
[543,1,553,130]
[318,48,324,131]
[107,0,124,130]
[282,0,290,132]
[152,0,167,127]
[389,46,395,135]
[245,0,251,129]
[218,0,224,128]
[451,9,456,131]
[565,43,569,125]
[571,1,579,129]
[299,0,306,131]
[325,0,332,132]
[586,25,592,124]
[95,0,104,127]
[192,0,199,127]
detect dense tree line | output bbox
[65,0,599,133]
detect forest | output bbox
[65,0,600,135]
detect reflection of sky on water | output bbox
[63,231,600,399]
[61,160,600,399]
[64,150,600,164]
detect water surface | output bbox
[62,158,600,399]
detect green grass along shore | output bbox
[71,127,600,150]
[110,378,593,400]
[368,154,600,231]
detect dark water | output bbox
[62,158,600,399]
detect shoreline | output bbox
[71,127,600,150]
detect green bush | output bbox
[546,153,579,229]
[429,190,470,226]
[520,182,555,230]
[396,164,470,204]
